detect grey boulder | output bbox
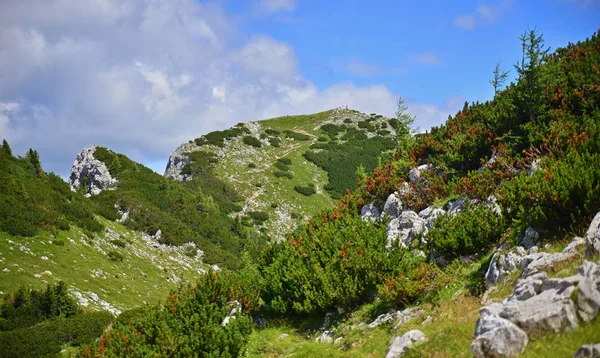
[386,330,427,358]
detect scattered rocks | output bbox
[386,211,427,249]
[278,333,288,339]
[573,344,600,358]
[474,259,600,355]
[221,300,241,327]
[386,330,427,358]
[485,246,528,288]
[68,146,117,196]
[315,330,335,343]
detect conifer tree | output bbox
[514,28,550,122]
[1,139,12,156]
[490,62,509,95]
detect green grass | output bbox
[0,217,208,313]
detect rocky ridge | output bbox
[68,146,117,196]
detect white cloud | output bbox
[453,15,476,30]
[453,1,512,30]
[411,52,444,66]
[256,0,297,14]
[0,0,455,175]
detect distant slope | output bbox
[165,108,398,240]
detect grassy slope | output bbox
[183,108,396,240]
[0,217,207,314]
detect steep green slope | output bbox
[165,108,397,240]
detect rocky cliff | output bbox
[68,146,117,196]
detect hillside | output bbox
[1,28,600,358]
[165,108,398,240]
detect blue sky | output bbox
[0,0,598,175]
[227,0,599,104]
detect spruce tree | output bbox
[1,139,12,156]
[514,28,550,122]
[490,62,509,95]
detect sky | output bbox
[0,0,598,176]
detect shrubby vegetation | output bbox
[194,126,250,147]
[0,146,103,237]
[90,148,254,269]
[283,130,311,141]
[0,283,111,357]
[80,270,259,357]
[293,185,316,196]
[243,135,262,148]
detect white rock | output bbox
[164,151,192,181]
[68,146,117,195]
[418,206,446,229]
[586,212,600,256]
[386,211,427,249]
[361,203,380,222]
[386,330,427,358]
[383,192,403,218]
[573,343,600,358]
[528,159,541,177]
[315,330,334,343]
[471,314,528,358]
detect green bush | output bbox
[247,163,257,169]
[274,161,289,171]
[243,136,262,148]
[271,203,278,209]
[283,130,311,141]
[427,204,505,261]
[273,171,293,179]
[343,118,352,124]
[261,214,404,314]
[318,136,328,142]
[294,185,316,196]
[268,137,281,147]
[107,250,124,262]
[248,211,269,223]
[277,158,292,165]
[378,262,449,307]
[80,271,254,357]
[265,129,280,136]
[110,239,127,248]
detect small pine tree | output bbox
[108,156,122,175]
[490,62,509,95]
[2,139,12,156]
[514,28,550,122]
[26,148,43,176]
[395,97,417,158]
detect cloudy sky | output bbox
[0,0,598,176]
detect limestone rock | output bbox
[471,314,528,357]
[386,330,427,358]
[386,211,427,249]
[315,330,334,343]
[520,227,539,249]
[361,203,380,222]
[528,159,540,177]
[586,212,600,256]
[164,151,192,181]
[485,247,527,287]
[383,192,403,218]
[573,344,600,358]
[577,277,600,322]
[418,206,446,229]
[447,196,469,214]
[408,164,432,184]
[69,146,117,196]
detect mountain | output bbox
[164,108,398,240]
[1,29,600,358]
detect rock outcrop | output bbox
[474,257,600,356]
[386,330,427,358]
[587,212,600,256]
[69,146,117,196]
[573,344,600,358]
[361,203,381,222]
[164,151,191,181]
[386,210,427,249]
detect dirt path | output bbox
[274,129,318,159]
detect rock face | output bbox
[386,330,427,358]
[164,151,191,181]
[419,206,446,229]
[485,246,528,288]
[386,211,427,249]
[587,212,600,256]
[69,146,117,196]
